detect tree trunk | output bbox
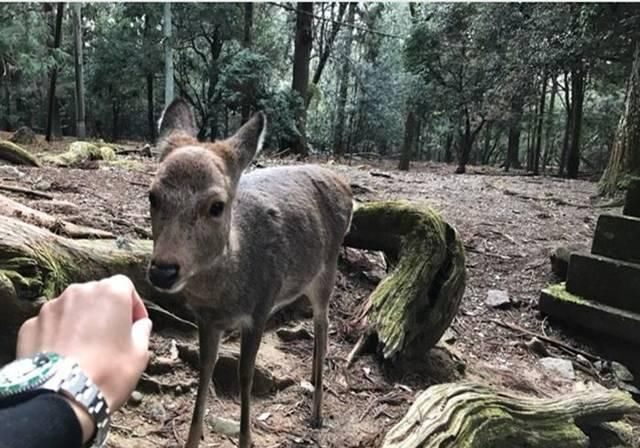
[599,42,640,196]
[381,383,639,448]
[481,122,492,165]
[542,78,557,173]
[45,3,64,142]
[566,66,585,179]
[306,3,347,109]
[146,73,156,143]
[163,2,174,109]
[526,103,536,172]
[288,2,313,156]
[344,201,466,363]
[559,72,572,176]
[72,3,85,138]
[505,96,523,171]
[533,75,548,175]
[332,3,356,157]
[444,132,453,164]
[455,111,484,174]
[398,110,416,171]
[240,2,254,124]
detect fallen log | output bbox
[0,193,114,239]
[0,140,41,167]
[0,215,191,363]
[45,141,116,167]
[381,382,640,448]
[344,201,466,362]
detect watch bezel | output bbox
[0,352,61,397]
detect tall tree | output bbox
[332,2,356,157]
[163,2,174,109]
[599,42,640,195]
[288,2,313,156]
[532,75,548,175]
[240,2,253,123]
[72,3,85,138]
[45,2,64,142]
[566,64,586,178]
[398,110,416,171]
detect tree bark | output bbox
[455,110,484,174]
[444,132,453,164]
[381,382,639,448]
[45,3,64,142]
[599,42,640,196]
[559,72,572,176]
[533,75,548,175]
[505,96,523,171]
[72,3,85,139]
[163,2,174,109]
[344,201,466,362]
[332,3,356,157]
[146,73,156,143]
[240,2,254,124]
[288,2,313,156]
[398,110,416,171]
[542,78,557,173]
[567,66,585,179]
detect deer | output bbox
[147,98,353,448]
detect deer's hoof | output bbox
[238,434,253,448]
[310,415,323,429]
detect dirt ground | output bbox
[1,132,638,447]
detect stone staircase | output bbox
[539,179,640,347]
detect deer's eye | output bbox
[209,201,225,217]
[148,191,158,208]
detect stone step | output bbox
[539,283,640,346]
[591,213,640,264]
[623,178,640,218]
[566,253,640,313]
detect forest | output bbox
[1,2,639,188]
[0,2,640,448]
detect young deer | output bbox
[147,99,353,448]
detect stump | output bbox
[344,201,466,361]
[0,215,191,363]
[9,126,36,145]
[0,140,41,167]
[381,382,640,448]
[45,141,116,167]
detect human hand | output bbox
[16,275,152,440]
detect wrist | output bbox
[63,395,96,444]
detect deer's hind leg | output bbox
[306,265,338,428]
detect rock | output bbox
[32,199,79,215]
[0,166,24,178]
[129,391,144,405]
[575,354,590,367]
[619,381,640,398]
[9,126,36,145]
[363,268,386,284]
[33,180,52,192]
[611,361,634,382]
[485,289,511,309]
[440,328,456,344]
[276,324,312,342]
[591,213,640,264]
[525,337,549,357]
[540,357,575,380]
[208,416,240,437]
[148,400,166,423]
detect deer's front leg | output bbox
[238,320,266,448]
[185,318,222,448]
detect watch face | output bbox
[0,353,60,397]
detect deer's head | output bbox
[147,98,265,293]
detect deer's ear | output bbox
[223,112,267,176]
[157,98,198,159]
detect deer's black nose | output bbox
[148,262,180,290]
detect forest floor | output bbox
[1,132,638,447]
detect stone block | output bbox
[591,213,640,264]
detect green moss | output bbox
[0,140,41,167]
[45,141,117,167]
[543,283,587,305]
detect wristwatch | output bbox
[0,352,110,447]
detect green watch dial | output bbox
[0,352,60,397]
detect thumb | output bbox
[131,318,152,355]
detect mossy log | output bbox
[0,193,114,239]
[381,382,640,448]
[0,215,191,363]
[0,140,41,167]
[344,201,466,360]
[45,141,116,167]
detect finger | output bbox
[131,318,152,355]
[131,289,149,322]
[16,317,38,357]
